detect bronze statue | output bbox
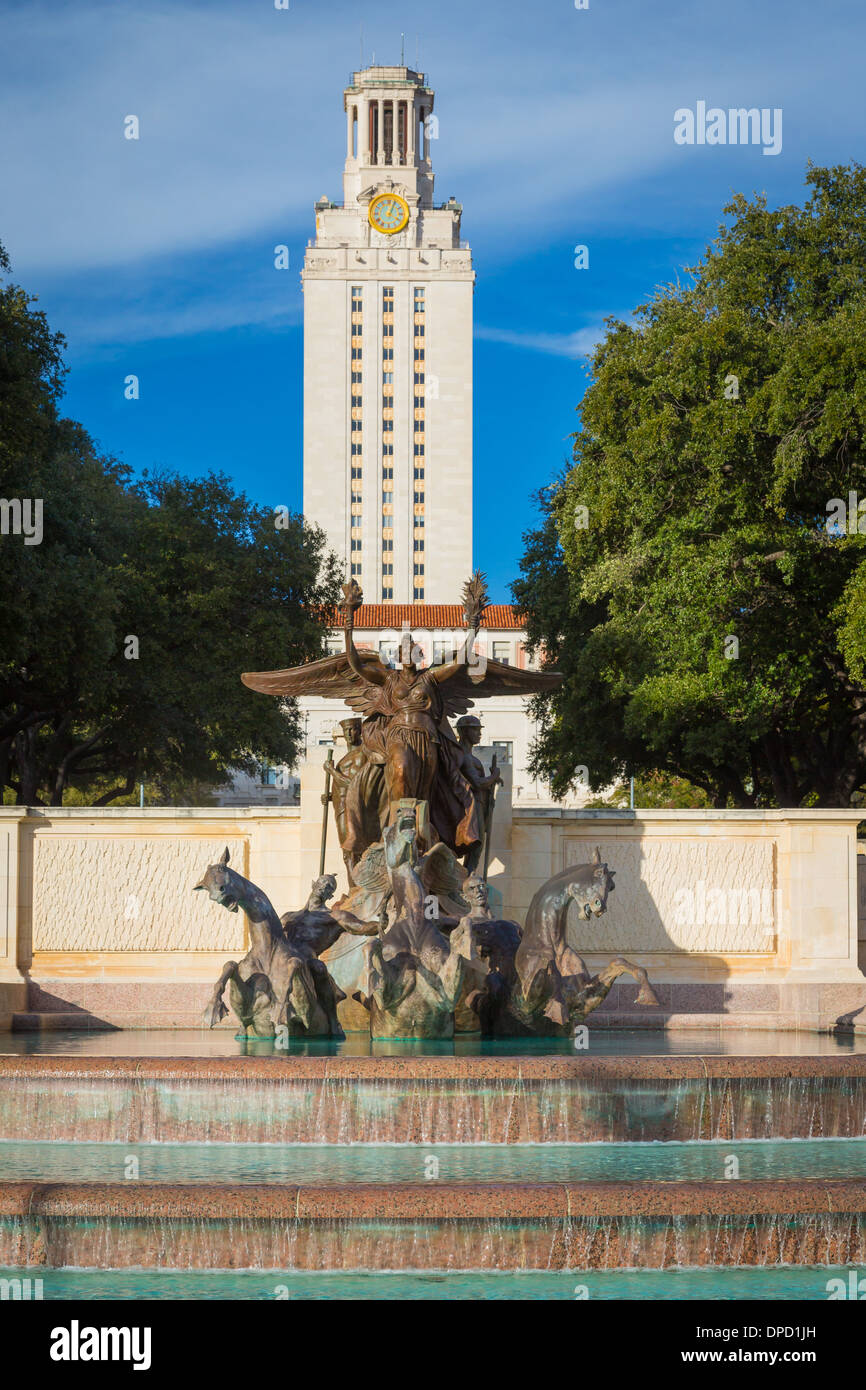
[195,851,347,1038]
[453,715,502,872]
[352,800,483,1039]
[328,717,388,875]
[510,849,659,1034]
[241,573,560,868]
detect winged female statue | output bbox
[241,573,561,863]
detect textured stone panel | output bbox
[32,837,248,952]
[562,838,776,953]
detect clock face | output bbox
[368,193,409,235]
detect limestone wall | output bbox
[1,773,864,1030]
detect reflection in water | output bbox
[1,1028,865,1059]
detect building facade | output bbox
[302,65,473,604]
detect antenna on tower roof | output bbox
[401,32,405,64]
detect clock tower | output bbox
[302,65,474,604]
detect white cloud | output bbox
[475,323,607,359]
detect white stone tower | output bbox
[302,65,474,603]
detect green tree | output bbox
[515,164,866,807]
[0,245,341,803]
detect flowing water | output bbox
[1,1074,863,1144]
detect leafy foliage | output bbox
[0,246,341,804]
[515,164,866,807]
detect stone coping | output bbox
[1,806,863,822]
[1,1054,864,1082]
[1,1179,865,1220]
[0,806,300,819]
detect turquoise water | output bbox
[0,1265,860,1299]
[2,1028,865,1057]
[3,1137,865,1183]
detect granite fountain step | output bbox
[1,1179,864,1270]
[1,1055,864,1144]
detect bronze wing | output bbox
[241,650,386,714]
[439,657,561,718]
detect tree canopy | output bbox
[515,163,866,807]
[0,245,341,804]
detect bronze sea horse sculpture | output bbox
[241,574,562,867]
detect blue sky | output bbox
[2,0,865,599]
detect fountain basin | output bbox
[2,1138,866,1184]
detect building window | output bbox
[413,539,425,552]
[383,419,393,432]
[351,442,363,455]
[381,588,394,603]
[492,642,512,666]
[382,562,393,576]
[414,348,425,361]
[382,442,394,456]
[413,442,425,455]
[382,372,393,384]
[414,371,425,385]
[432,640,452,665]
[379,640,398,665]
[351,538,362,552]
[382,347,394,361]
[414,467,425,480]
[414,563,424,575]
[413,587,424,600]
[382,537,393,551]
[413,491,424,504]
[351,465,362,479]
[492,741,513,765]
[352,370,362,384]
[351,562,362,576]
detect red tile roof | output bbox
[328,603,524,631]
